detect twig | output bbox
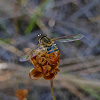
[50,80,56,100]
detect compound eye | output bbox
[38,34,47,43]
[37,34,42,43]
[38,34,42,39]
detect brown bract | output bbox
[29,50,60,80]
[16,89,28,100]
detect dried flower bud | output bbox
[29,49,60,80]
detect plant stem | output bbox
[50,80,56,100]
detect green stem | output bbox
[50,80,56,100]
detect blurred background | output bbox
[0,0,100,100]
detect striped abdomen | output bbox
[47,44,59,54]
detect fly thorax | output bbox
[38,34,54,46]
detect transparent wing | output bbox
[52,34,84,42]
[19,44,40,62]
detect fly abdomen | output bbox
[47,44,58,54]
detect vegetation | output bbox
[0,0,100,100]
